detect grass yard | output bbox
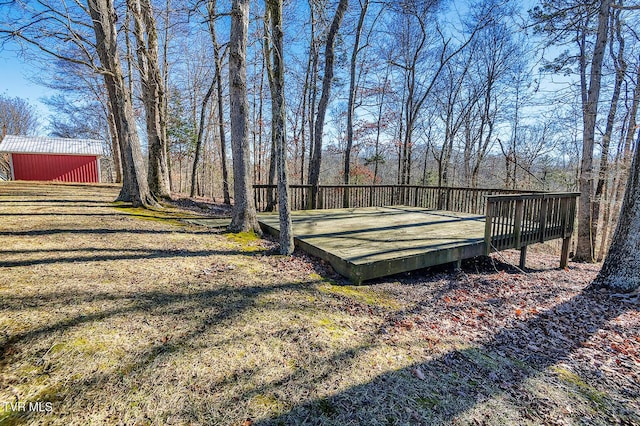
[0,182,638,425]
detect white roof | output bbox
[0,135,105,156]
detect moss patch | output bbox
[551,366,608,407]
[224,231,263,252]
[111,204,187,226]
[317,282,401,310]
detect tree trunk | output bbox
[162,0,173,191]
[308,0,348,209]
[128,0,171,199]
[265,0,294,255]
[228,0,261,233]
[344,0,369,195]
[593,128,640,293]
[306,0,319,188]
[88,0,155,207]
[575,0,610,262]
[106,100,122,183]
[593,16,625,258]
[372,65,390,184]
[207,0,231,205]
[263,24,276,212]
[190,79,215,197]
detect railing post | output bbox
[342,186,349,209]
[254,186,259,212]
[562,196,573,238]
[539,196,548,242]
[445,188,450,211]
[519,246,528,269]
[514,197,524,249]
[560,237,571,269]
[308,185,318,210]
[484,197,494,255]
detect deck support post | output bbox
[560,237,571,269]
[519,246,527,269]
[453,259,462,272]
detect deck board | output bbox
[258,206,488,283]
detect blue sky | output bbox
[0,47,54,132]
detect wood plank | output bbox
[258,206,487,283]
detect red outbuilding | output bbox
[0,135,105,183]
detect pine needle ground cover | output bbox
[0,182,638,425]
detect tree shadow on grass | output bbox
[0,227,217,237]
[0,247,255,268]
[0,199,111,205]
[1,271,637,425]
[0,280,319,424]
[252,288,639,425]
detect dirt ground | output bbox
[0,181,638,426]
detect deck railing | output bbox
[254,184,580,269]
[484,192,579,267]
[253,184,534,215]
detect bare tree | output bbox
[593,129,640,293]
[228,0,261,233]
[575,0,611,262]
[190,78,215,198]
[128,0,171,199]
[592,8,626,259]
[0,94,39,136]
[265,0,294,254]
[88,0,156,206]
[532,0,612,262]
[344,0,370,194]
[308,0,349,208]
[0,94,39,179]
[207,0,231,205]
[389,0,487,186]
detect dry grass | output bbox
[0,182,638,426]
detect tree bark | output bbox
[88,0,155,207]
[308,0,348,209]
[265,0,294,255]
[228,0,261,233]
[106,99,122,183]
[344,0,369,195]
[190,79,215,197]
[575,0,611,262]
[207,0,231,205]
[262,23,277,212]
[128,0,171,199]
[593,129,640,293]
[306,0,319,189]
[593,9,625,259]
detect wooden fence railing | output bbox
[254,184,579,269]
[484,192,579,268]
[253,184,534,215]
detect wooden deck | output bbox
[188,187,578,284]
[258,206,489,283]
